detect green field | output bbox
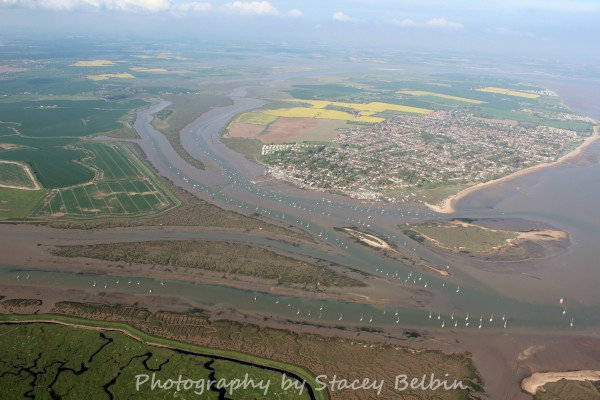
[0,161,37,188]
[0,187,46,219]
[0,99,146,138]
[0,98,148,188]
[31,142,178,219]
[286,83,365,101]
[0,319,315,400]
[0,69,100,96]
[407,221,518,253]
[534,379,600,400]
[0,137,95,188]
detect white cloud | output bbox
[426,17,464,29]
[223,1,278,15]
[387,18,417,27]
[351,0,600,13]
[332,11,353,21]
[0,0,217,13]
[174,1,211,13]
[0,0,174,12]
[287,8,302,18]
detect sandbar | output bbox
[521,370,600,394]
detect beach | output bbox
[425,126,600,214]
[521,370,600,394]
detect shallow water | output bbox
[6,70,600,333]
[2,264,596,331]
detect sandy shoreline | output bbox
[521,370,600,394]
[425,126,600,214]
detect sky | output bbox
[1,0,599,62]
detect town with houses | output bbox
[261,111,586,201]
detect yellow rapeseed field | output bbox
[86,73,135,81]
[283,98,431,117]
[476,87,540,99]
[265,107,384,123]
[234,97,432,127]
[399,90,486,104]
[351,101,432,114]
[72,60,115,67]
